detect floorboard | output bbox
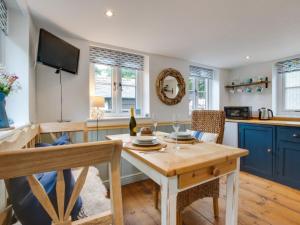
[121,172,300,225]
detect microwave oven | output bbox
[224,106,252,120]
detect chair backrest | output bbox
[191,110,225,144]
[0,124,40,225]
[39,122,89,143]
[0,140,124,225]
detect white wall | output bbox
[225,62,273,116]
[35,27,227,123]
[36,38,90,122]
[28,16,38,122]
[5,7,30,125]
[3,2,37,125]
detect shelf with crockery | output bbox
[225,77,271,94]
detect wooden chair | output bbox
[0,123,124,225]
[153,110,225,225]
[39,122,89,143]
[0,125,40,225]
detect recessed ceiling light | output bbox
[246,56,250,60]
[105,10,114,17]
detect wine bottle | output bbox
[129,107,137,136]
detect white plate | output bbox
[174,132,192,137]
[170,133,194,140]
[135,136,157,143]
[132,139,159,146]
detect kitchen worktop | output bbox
[226,118,300,127]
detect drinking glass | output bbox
[152,113,158,136]
[172,115,180,150]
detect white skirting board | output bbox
[102,172,148,189]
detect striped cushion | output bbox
[188,130,218,143]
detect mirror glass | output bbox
[162,76,179,99]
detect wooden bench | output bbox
[0,122,124,225]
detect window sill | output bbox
[86,116,152,128]
[87,116,150,121]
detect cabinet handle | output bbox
[293,133,300,138]
[212,168,221,176]
[267,149,272,153]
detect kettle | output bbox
[258,108,273,120]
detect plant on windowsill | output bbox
[0,72,21,129]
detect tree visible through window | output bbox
[121,68,137,111]
[94,64,113,111]
[189,77,209,112]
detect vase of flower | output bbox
[0,73,20,128]
[0,92,9,128]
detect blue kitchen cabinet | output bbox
[276,127,300,189]
[238,124,275,179]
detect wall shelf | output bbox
[225,80,271,89]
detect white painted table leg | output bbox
[225,158,240,225]
[160,176,178,225]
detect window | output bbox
[0,0,7,69]
[277,58,300,115]
[189,65,213,113]
[90,46,144,117]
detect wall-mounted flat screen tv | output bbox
[37,29,80,74]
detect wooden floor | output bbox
[121,172,300,225]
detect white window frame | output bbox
[90,63,144,117]
[189,76,212,113]
[277,70,300,117]
[0,31,5,70]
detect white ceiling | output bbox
[25,0,300,69]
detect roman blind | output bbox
[89,46,144,71]
[0,0,7,35]
[189,65,213,79]
[276,58,300,74]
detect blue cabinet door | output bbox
[277,127,300,189]
[239,124,274,179]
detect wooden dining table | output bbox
[106,132,248,225]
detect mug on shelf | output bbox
[245,87,252,93]
[256,86,263,93]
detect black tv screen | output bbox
[37,29,80,74]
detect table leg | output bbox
[160,176,178,225]
[225,158,240,225]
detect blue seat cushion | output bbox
[8,134,82,225]
[53,133,70,145]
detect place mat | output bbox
[163,137,202,144]
[124,142,167,151]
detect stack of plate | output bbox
[170,132,194,140]
[132,136,159,146]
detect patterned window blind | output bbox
[189,65,213,79]
[89,46,144,71]
[0,0,7,35]
[276,58,300,74]
[276,58,300,111]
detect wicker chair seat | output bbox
[177,179,219,211]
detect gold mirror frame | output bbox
[156,68,186,105]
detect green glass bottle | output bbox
[129,107,137,136]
